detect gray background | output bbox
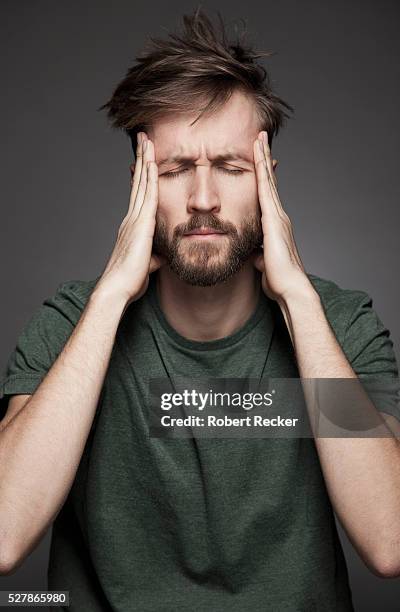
[1,0,399,609]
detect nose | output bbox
[186,166,221,215]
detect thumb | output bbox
[251,248,265,273]
[149,253,167,274]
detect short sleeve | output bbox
[343,291,400,421]
[0,282,84,422]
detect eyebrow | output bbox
[157,150,253,168]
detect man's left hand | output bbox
[252,130,312,304]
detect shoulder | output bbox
[307,272,370,308]
[40,275,102,325]
[53,275,101,306]
[306,272,373,341]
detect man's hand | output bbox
[252,130,312,304]
[96,132,166,306]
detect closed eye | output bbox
[162,167,244,179]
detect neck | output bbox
[154,262,261,342]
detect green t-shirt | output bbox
[1,272,399,611]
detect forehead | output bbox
[148,89,261,165]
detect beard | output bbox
[152,211,263,286]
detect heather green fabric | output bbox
[1,271,399,611]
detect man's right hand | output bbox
[96,132,166,306]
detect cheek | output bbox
[156,191,182,235]
[158,181,185,214]
[244,172,258,198]
[158,176,185,195]
[224,175,258,209]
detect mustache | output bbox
[175,214,237,236]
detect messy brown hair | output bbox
[98,6,294,153]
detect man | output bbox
[1,8,400,612]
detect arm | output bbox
[252,130,400,578]
[0,132,163,575]
[0,288,126,575]
[280,287,400,579]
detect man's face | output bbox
[134,90,273,286]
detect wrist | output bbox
[89,281,130,316]
[277,277,321,311]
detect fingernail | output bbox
[143,139,148,152]
[258,140,264,154]
[137,132,142,145]
[262,131,268,144]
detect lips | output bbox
[184,228,226,235]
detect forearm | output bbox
[279,285,400,577]
[0,285,127,569]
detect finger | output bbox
[149,253,166,274]
[260,133,279,194]
[126,132,145,217]
[250,248,265,273]
[257,136,288,221]
[253,255,265,274]
[137,160,159,221]
[257,138,304,271]
[260,133,273,177]
[130,138,154,223]
[253,138,280,216]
